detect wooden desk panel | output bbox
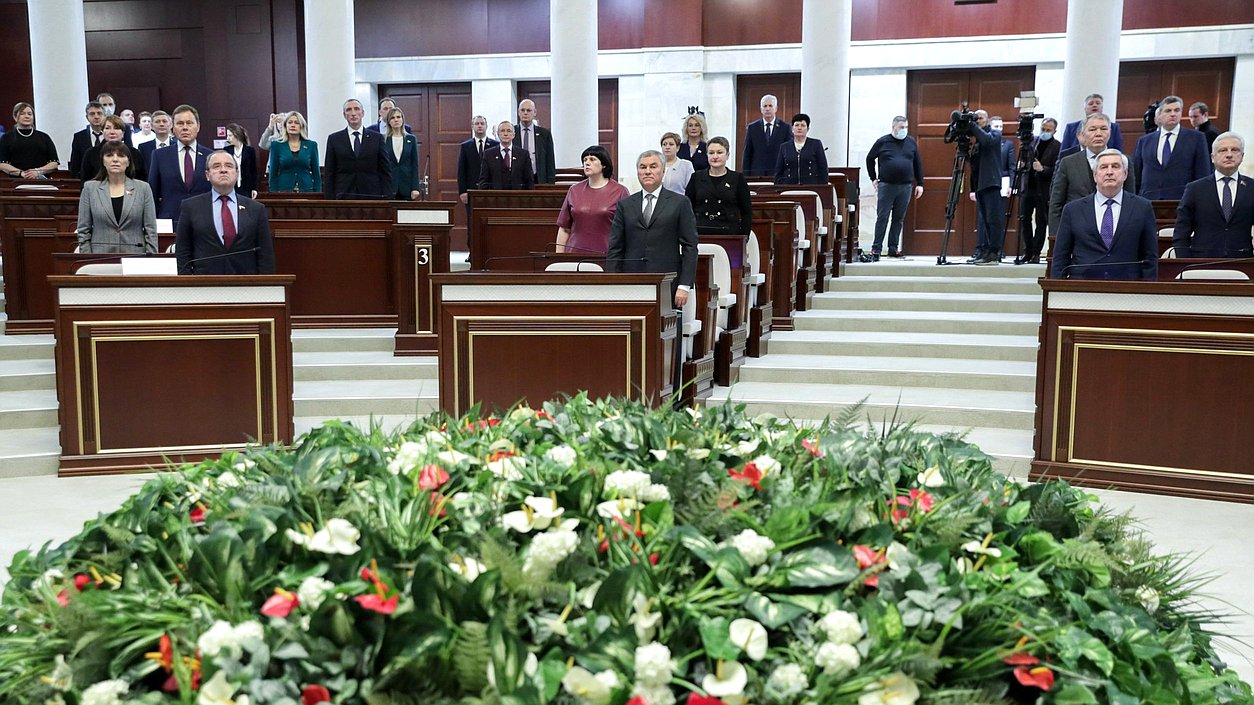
[1032,279,1254,502]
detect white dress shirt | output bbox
[177,142,198,183]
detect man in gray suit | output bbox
[1049,112,1136,237]
[606,150,698,307]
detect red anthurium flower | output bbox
[1002,652,1040,666]
[74,573,91,591]
[649,552,660,565]
[1014,665,1055,690]
[686,694,727,705]
[56,589,70,606]
[189,507,206,525]
[417,464,450,491]
[261,587,300,618]
[463,418,500,432]
[626,697,651,705]
[802,438,825,457]
[728,462,764,489]
[354,593,399,615]
[853,544,886,588]
[909,488,935,513]
[429,491,449,517]
[302,684,333,705]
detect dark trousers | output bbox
[872,182,912,252]
[1019,188,1049,259]
[973,187,1005,257]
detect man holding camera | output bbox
[966,110,1007,264]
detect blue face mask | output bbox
[893,129,907,140]
[1039,132,1054,141]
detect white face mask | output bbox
[893,129,907,140]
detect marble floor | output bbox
[0,472,1250,683]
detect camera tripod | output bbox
[1005,137,1035,264]
[936,136,972,266]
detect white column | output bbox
[28,0,89,164]
[1060,0,1123,128]
[472,79,517,135]
[549,0,598,170]
[801,0,852,165]
[304,0,356,141]
[1230,54,1254,178]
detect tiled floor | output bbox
[0,472,1250,683]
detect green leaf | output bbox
[488,612,526,694]
[1017,531,1061,563]
[744,593,806,629]
[1057,627,1115,676]
[777,541,858,587]
[1055,683,1099,705]
[1006,500,1031,523]
[1008,571,1050,598]
[593,565,642,624]
[762,507,808,544]
[699,617,738,661]
[272,642,311,659]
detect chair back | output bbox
[544,261,604,272]
[698,243,733,332]
[1178,269,1250,281]
[77,263,124,275]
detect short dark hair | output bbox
[1189,102,1209,115]
[1043,118,1058,130]
[85,101,104,113]
[708,135,730,153]
[225,123,250,146]
[580,145,614,179]
[93,140,134,181]
[791,113,810,126]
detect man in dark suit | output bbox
[606,150,698,307]
[1059,93,1124,153]
[741,94,791,178]
[175,151,275,275]
[458,115,498,205]
[324,98,392,199]
[1019,118,1061,263]
[68,101,106,179]
[1132,95,1212,201]
[989,116,1016,189]
[1172,132,1254,258]
[967,110,1008,264]
[1188,102,1222,151]
[1051,149,1158,280]
[365,98,413,134]
[137,110,174,171]
[478,122,534,191]
[148,104,213,223]
[515,99,556,184]
[1048,113,1137,237]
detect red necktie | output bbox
[220,195,236,249]
[183,147,194,191]
[504,147,511,170]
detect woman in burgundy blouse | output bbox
[556,145,630,254]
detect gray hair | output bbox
[1213,131,1245,154]
[342,98,363,111]
[1083,93,1104,105]
[1156,95,1183,115]
[1094,148,1129,171]
[637,149,664,166]
[892,115,907,125]
[760,94,777,107]
[1081,112,1111,130]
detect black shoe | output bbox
[966,253,985,264]
[975,254,1000,266]
[888,250,904,258]
[872,251,881,262]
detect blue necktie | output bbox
[1161,133,1172,165]
[352,131,361,156]
[1100,199,1115,249]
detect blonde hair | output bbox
[682,113,708,141]
[384,108,406,138]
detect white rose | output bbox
[604,470,653,498]
[857,672,919,705]
[818,610,863,645]
[728,529,776,567]
[80,679,129,705]
[632,683,677,705]
[815,642,861,675]
[231,621,265,653]
[916,465,945,488]
[522,529,579,578]
[545,445,578,468]
[196,620,240,658]
[296,576,334,611]
[634,642,675,687]
[640,484,671,503]
[702,660,748,698]
[765,663,808,699]
[729,618,768,661]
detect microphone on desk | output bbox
[1057,259,1149,279]
[69,252,160,269]
[332,193,390,201]
[183,247,261,268]
[545,242,608,256]
[480,252,555,270]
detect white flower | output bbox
[216,471,242,488]
[561,666,619,705]
[735,439,760,456]
[729,618,768,661]
[196,620,265,660]
[387,440,427,475]
[1136,585,1160,614]
[448,556,486,582]
[702,660,748,698]
[35,568,64,589]
[596,498,640,520]
[545,445,578,467]
[728,529,776,567]
[285,518,361,555]
[857,672,920,705]
[815,642,861,675]
[916,465,945,488]
[751,454,781,474]
[632,683,677,705]
[488,652,539,689]
[580,582,601,609]
[630,594,662,643]
[686,448,711,460]
[765,663,808,699]
[46,654,73,691]
[604,470,653,498]
[960,540,1002,558]
[198,670,247,705]
[640,484,671,503]
[296,576,334,611]
[818,610,863,645]
[522,529,579,579]
[634,642,675,686]
[885,542,912,572]
[231,620,265,652]
[487,454,525,479]
[80,679,129,705]
[650,449,669,461]
[437,448,472,467]
[232,458,255,472]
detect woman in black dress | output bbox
[685,136,752,235]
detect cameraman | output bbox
[966,110,1007,264]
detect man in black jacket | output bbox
[967,110,1008,264]
[1019,118,1061,263]
[865,116,924,258]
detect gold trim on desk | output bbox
[415,240,434,334]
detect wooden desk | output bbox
[431,272,677,415]
[1032,278,1254,502]
[50,275,295,476]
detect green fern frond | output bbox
[452,621,491,693]
[924,687,1013,705]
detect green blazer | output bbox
[386,133,421,199]
[267,138,321,193]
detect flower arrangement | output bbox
[0,396,1248,705]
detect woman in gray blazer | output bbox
[76,140,158,254]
